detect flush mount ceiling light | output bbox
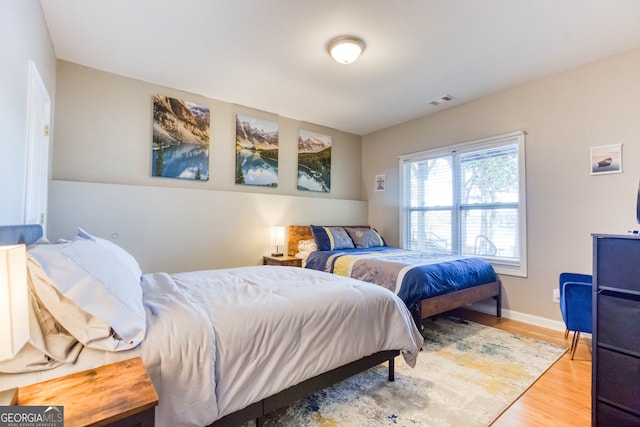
[327,36,365,64]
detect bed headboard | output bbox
[0,224,43,245]
[287,226,313,256]
[286,225,370,256]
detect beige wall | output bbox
[363,47,640,322]
[48,61,366,271]
[53,61,363,200]
[48,180,368,273]
[0,0,56,223]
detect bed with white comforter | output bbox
[0,225,423,427]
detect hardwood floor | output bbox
[447,308,592,427]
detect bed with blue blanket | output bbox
[288,225,501,326]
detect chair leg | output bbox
[564,328,569,339]
[570,331,581,360]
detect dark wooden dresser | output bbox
[592,234,640,426]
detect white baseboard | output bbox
[467,302,592,339]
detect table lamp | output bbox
[271,226,285,257]
[0,244,29,405]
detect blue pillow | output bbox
[310,226,355,251]
[345,227,387,248]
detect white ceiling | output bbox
[40,0,640,136]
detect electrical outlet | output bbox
[552,288,560,303]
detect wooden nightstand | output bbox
[263,255,302,267]
[18,357,158,427]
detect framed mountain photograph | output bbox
[235,114,279,187]
[297,129,331,192]
[152,94,210,181]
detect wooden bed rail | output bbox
[416,280,502,325]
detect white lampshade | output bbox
[271,226,285,256]
[328,36,365,64]
[271,226,285,246]
[0,244,29,362]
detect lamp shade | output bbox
[0,244,29,362]
[270,226,285,257]
[271,226,285,246]
[328,36,365,64]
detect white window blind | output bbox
[399,131,527,277]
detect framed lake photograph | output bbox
[152,95,210,180]
[235,114,279,187]
[590,143,622,175]
[297,129,331,192]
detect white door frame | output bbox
[24,60,51,235]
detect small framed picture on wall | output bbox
[375,174,385,191]
[590,144,622,175]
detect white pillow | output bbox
[0,256,84,373]
[77,227,142,280]
[28,238,146,351]
[298,238,317,253]
[295,239,318,266]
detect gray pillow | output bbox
[344,227,386,248]
[310,225,355,250]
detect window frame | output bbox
[398,131,527,277]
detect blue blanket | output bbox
[305,247,497,310]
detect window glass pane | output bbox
[408,210,452,252]
[459,144,519,205]
[461,208,519,258]
[405,157,452,207]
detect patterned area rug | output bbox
[255,317,567,427]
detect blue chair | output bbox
[559,272,592,359]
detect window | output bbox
[399,131,527,277]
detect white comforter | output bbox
[140,266,423,426]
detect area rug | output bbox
[252,316,567,427]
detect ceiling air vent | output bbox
[427,95,454,106]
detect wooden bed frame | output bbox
[210,350,399,427]
[287,225,502,327]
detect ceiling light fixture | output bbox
[327,36,365,64]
